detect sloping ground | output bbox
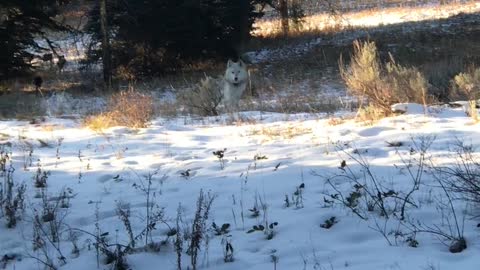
[245,11,480,111]
[248,11,480,66]
[253,1,480,37]
[0,105,479,270]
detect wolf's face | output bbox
[225,60,248,86]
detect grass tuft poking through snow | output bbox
[0,105,479,270]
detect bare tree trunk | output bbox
[100,0,112,90]
[279,0,289,36]
[234,0,251,56]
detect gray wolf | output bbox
[223,59,248,108]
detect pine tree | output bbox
[0,0,70,80]
[83,0,267,76]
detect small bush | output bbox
[85,90,154,130]
[423,57,464,101]
[181,76,223,116]
[340,40,429,115]
[385,57,429,109]
[451,67,480,122]
[108,90,154,128]
[340,40,386,111]
[436,142,480,204]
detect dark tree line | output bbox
[1,0,307,84]
[0,0,70,80]
[83,0,269,78]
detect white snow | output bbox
[391,103,426,114]
[0,104,479,270]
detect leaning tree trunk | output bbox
[100,0,112,90]
[279,0,289,36]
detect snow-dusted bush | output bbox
[181,76,223,116]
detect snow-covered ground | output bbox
[1,104,479,270]
[4,3,479,269]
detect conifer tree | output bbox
[0,0,70,80]
[84,0,267,76]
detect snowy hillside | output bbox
[1,104,479,270]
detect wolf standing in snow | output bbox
[223,59,248,108]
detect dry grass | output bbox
[109,90,154,127]
[84,113,116,131]
[238,66,345,114]
[384,55,430,107]
[0,90,47,119]
[154,99,179,119]
[340,40,387,111]
[240,91,342,115]
[249,124,312,140]
[451,67,480,122]
[327,117,345,126]
[221,113,259,126]
[355,104,388,125]
[252,1,480,38]
[84,90,154,130]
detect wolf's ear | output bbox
[238,59,245,66]
[227,59,233,67]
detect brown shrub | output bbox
[451,67,480,122]
[340,40,429,116]
[340,40,388,112]
[85,90,154,130]
[385,56,429,107]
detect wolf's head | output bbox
[225,59,248,86]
